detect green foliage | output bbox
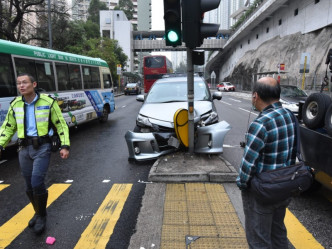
[88,0,108,24]
[114,0,134,20]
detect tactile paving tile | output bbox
[186,191,209,202]
[188,237,222,249]
[165,190,186,201]
[161,224,189,241]
[219,237,249,248]
[189,225,219,237]
[161,240,187,249]
[207,192,231,203]
[188,212,215,225]
[213,213,242,226]
[185,183,206,192]
[163,211,189,225]
[217,225,246,238]
[210,201,236,213]
[205,183,226,193]
[187,201,211,213]
[164,200,187,212]
[166,183,186,193]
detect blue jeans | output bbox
[241,190,291,249]
[18,143,51,194]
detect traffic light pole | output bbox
[187,48,195,154]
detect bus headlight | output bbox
[137,114,153,128]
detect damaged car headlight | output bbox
[137,114,153,128]
[200,111,219,126]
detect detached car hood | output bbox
[139,101,213,123]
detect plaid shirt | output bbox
[236,102,297,190]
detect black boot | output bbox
[33,191,48,235]
[26,191,38,228]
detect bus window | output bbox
[56,63,70,91]
[0,53,16,97]
[82,66,92,89]
[14,57,37,81]
[69,64,82,90]
[35,60,55,91]
[90,67,101,89]
[103,74,112,88]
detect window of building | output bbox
[102,30,110,38]
[266,27,269,33]
[105,18,111,24]
[256,34,259,39]
[240,44,242,49]
[294,8,298,16]
[279,19,282,25]
[248,39,250,44]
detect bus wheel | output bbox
[302,93,331,129]
[325,104,332,136]
[99,107,109,123]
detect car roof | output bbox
[156,76,204,83]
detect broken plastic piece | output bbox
[46,236,56,245]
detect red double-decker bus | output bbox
[143,55,173,93]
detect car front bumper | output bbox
[125,121,231,161]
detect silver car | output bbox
[125,76,231,161]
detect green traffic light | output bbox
[167,30,179,43]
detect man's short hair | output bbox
[253,79,280,102]
[17,73,35,84]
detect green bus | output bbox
[0,39,115,145]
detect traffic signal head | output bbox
[163,0,182,47]
[182,0,221,49]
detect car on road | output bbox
[124,83,141,95]
[217,82,235,91]
[125,76,231,161]
[280,85,308,115]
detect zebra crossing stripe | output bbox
[74,183,132,249]
[285,209,324,249]
[0,184,71,248]
[0,184,9,192]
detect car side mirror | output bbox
[136,94,145,102]
[212,92,222,100]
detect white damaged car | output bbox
[125,76,231,161]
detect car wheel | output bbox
[325,104,332,136]
[99,107,109,123]
[302,93,332,129]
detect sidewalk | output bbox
[129,152,248,249]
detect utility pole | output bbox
[187,48,194,154]
[48,0,52,49]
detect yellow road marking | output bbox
[0,184,9,191]
[74,184,132,249]
[0,184,71,248]
[286,209,324,249]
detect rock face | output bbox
[224,26,332,90]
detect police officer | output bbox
[0,73,70,235]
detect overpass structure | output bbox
[132,30,231,51]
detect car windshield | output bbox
[145,80,210,103]
[225,82,232,86]
[126,83,137,87]
[281,86,307,97]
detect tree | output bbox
[114,0,134,20]
[88,0,108,25]
[0,0,45,42]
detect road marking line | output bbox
[0,160,7,164]
[220,100,232,105]
[122,105,126,108]
[74,183,132,249]
[0,184,71,248]
[285,209,324,249]
[239,108,258,116]
[229,98,241,102]
[0,184,9,191]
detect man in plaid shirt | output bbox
[237,77,297,249]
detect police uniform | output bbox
[0,92,70,234]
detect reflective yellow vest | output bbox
[0,93,70,149]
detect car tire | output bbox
[325,103,332,136]
[302,93,332,129]
[99,107,109,123]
